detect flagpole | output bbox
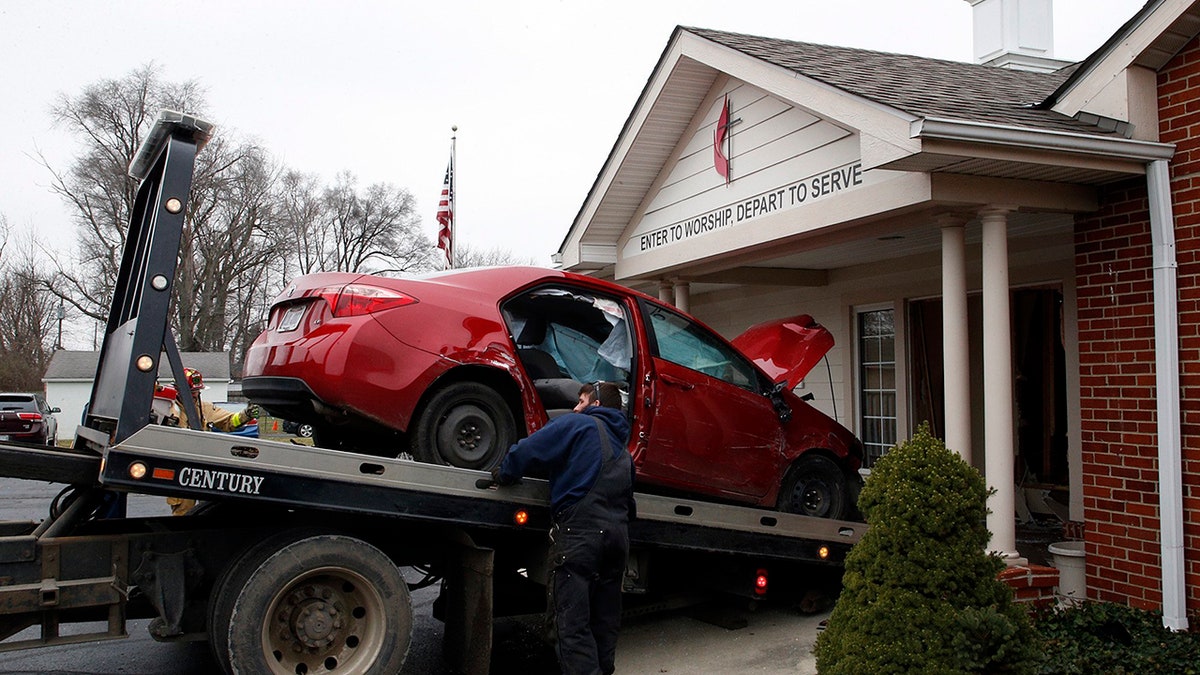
[435,127,457,271]
[450,125,457,269]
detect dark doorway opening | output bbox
[907,287,1068,487]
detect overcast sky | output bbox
[1,0,1147,273]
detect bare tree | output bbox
[453,243,539,269]
[0,223,58,391]
[41,64,279,374]
[319,172,433,274]
[275,170,327,277]
[43,63,205,323]
[175,137,279,364]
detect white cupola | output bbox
[965,0,1073,72]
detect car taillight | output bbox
[17,412,42,421]
[317,283,418,317]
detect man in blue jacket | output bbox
[492,381,634,675]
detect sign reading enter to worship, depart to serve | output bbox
[636,162,864,254]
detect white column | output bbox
[940,216,971,463]
[658,280,673,304]
[673,280,690,313]
[981,207,1021,562]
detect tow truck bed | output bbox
[0,442,99,485]
[4,426,861,565]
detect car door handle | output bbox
[660,373,695,390]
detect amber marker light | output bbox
[128,462,148,480]
[818,546,830,560]
[513,509,529,526]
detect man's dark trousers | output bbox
[548,418,632,675]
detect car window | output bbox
[504,287,633,385]
[0,394,38,412]
[642,302,761,391]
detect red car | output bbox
[243,267,863,518]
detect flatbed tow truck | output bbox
[0,112,863,674]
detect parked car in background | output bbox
[0,393,60,446]
[281,419,314,438]
[244,267,864,519]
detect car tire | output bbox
[311,424,351,451]
[297,423,314,438]
[779,454,848,519]
[411,382,515,470]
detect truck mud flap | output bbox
[439,530,495,675]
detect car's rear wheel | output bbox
[779,454,848,519]
[312,425,348,451]
[411,382,515,470]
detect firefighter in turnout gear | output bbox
[163,367,259,515]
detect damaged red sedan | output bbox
[243,267,863,519]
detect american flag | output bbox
[436,153,454,269]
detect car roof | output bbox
[336,266,661,309]
[412,266,639,296]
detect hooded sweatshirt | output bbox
[496,405,633,514]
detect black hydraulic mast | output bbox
[79,111,214,449]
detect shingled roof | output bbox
[685,27,1121,137]
[43,350,231,381]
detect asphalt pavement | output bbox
[0,476,831,674]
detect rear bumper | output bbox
[242,376,323,419]
[0,428,48,444]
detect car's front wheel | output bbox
[410,382,515,470]
[779,454,848,519]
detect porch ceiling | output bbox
[881,154,1136,185]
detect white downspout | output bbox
[1147,158,1188,632]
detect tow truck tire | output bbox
[223,534,412,675]
[779,454,847,519]
[210,530,326,674]
[411,381,515,470]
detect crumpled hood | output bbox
[730,314,834,387]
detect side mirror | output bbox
[51,407,62,414]
[768,381,793,424]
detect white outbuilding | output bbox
[42,350,231,440]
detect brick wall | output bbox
[1073,33,1200,614]
[998,565,1061,610]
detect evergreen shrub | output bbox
[814,423,1038,674]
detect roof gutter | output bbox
[913,117,1175,162]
